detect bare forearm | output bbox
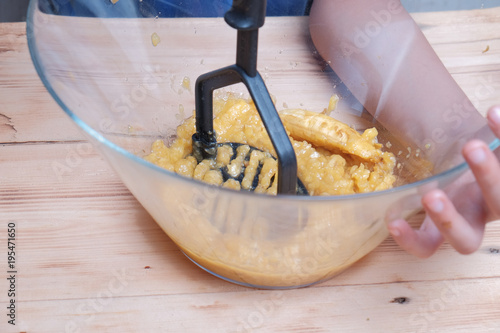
[309,0,487,169]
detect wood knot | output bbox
[390,297,410,304]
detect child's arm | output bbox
[309,0,500,257]
[309,0,487,167]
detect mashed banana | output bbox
[145,96,396,195]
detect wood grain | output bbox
[0,23,85,144]
[1,7,500,333]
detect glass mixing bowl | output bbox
[27,0,500,288]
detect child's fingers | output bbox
[486,105,500,161]
[462,140,500,218]
[388,217,444,258]
[388,106,500,257]
[421,190,485,254]
[487,105,500,138]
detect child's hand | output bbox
[388,106,500,257]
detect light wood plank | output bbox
[3,278,500,332]
[0,23,85,144]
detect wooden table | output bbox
[1,8,500,333]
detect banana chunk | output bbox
[279,109,382,162]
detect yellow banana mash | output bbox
[145,96,396,195]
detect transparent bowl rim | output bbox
[26,1,500,203]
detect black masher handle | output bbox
[193,0,298,195]
[225,0,266,76]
